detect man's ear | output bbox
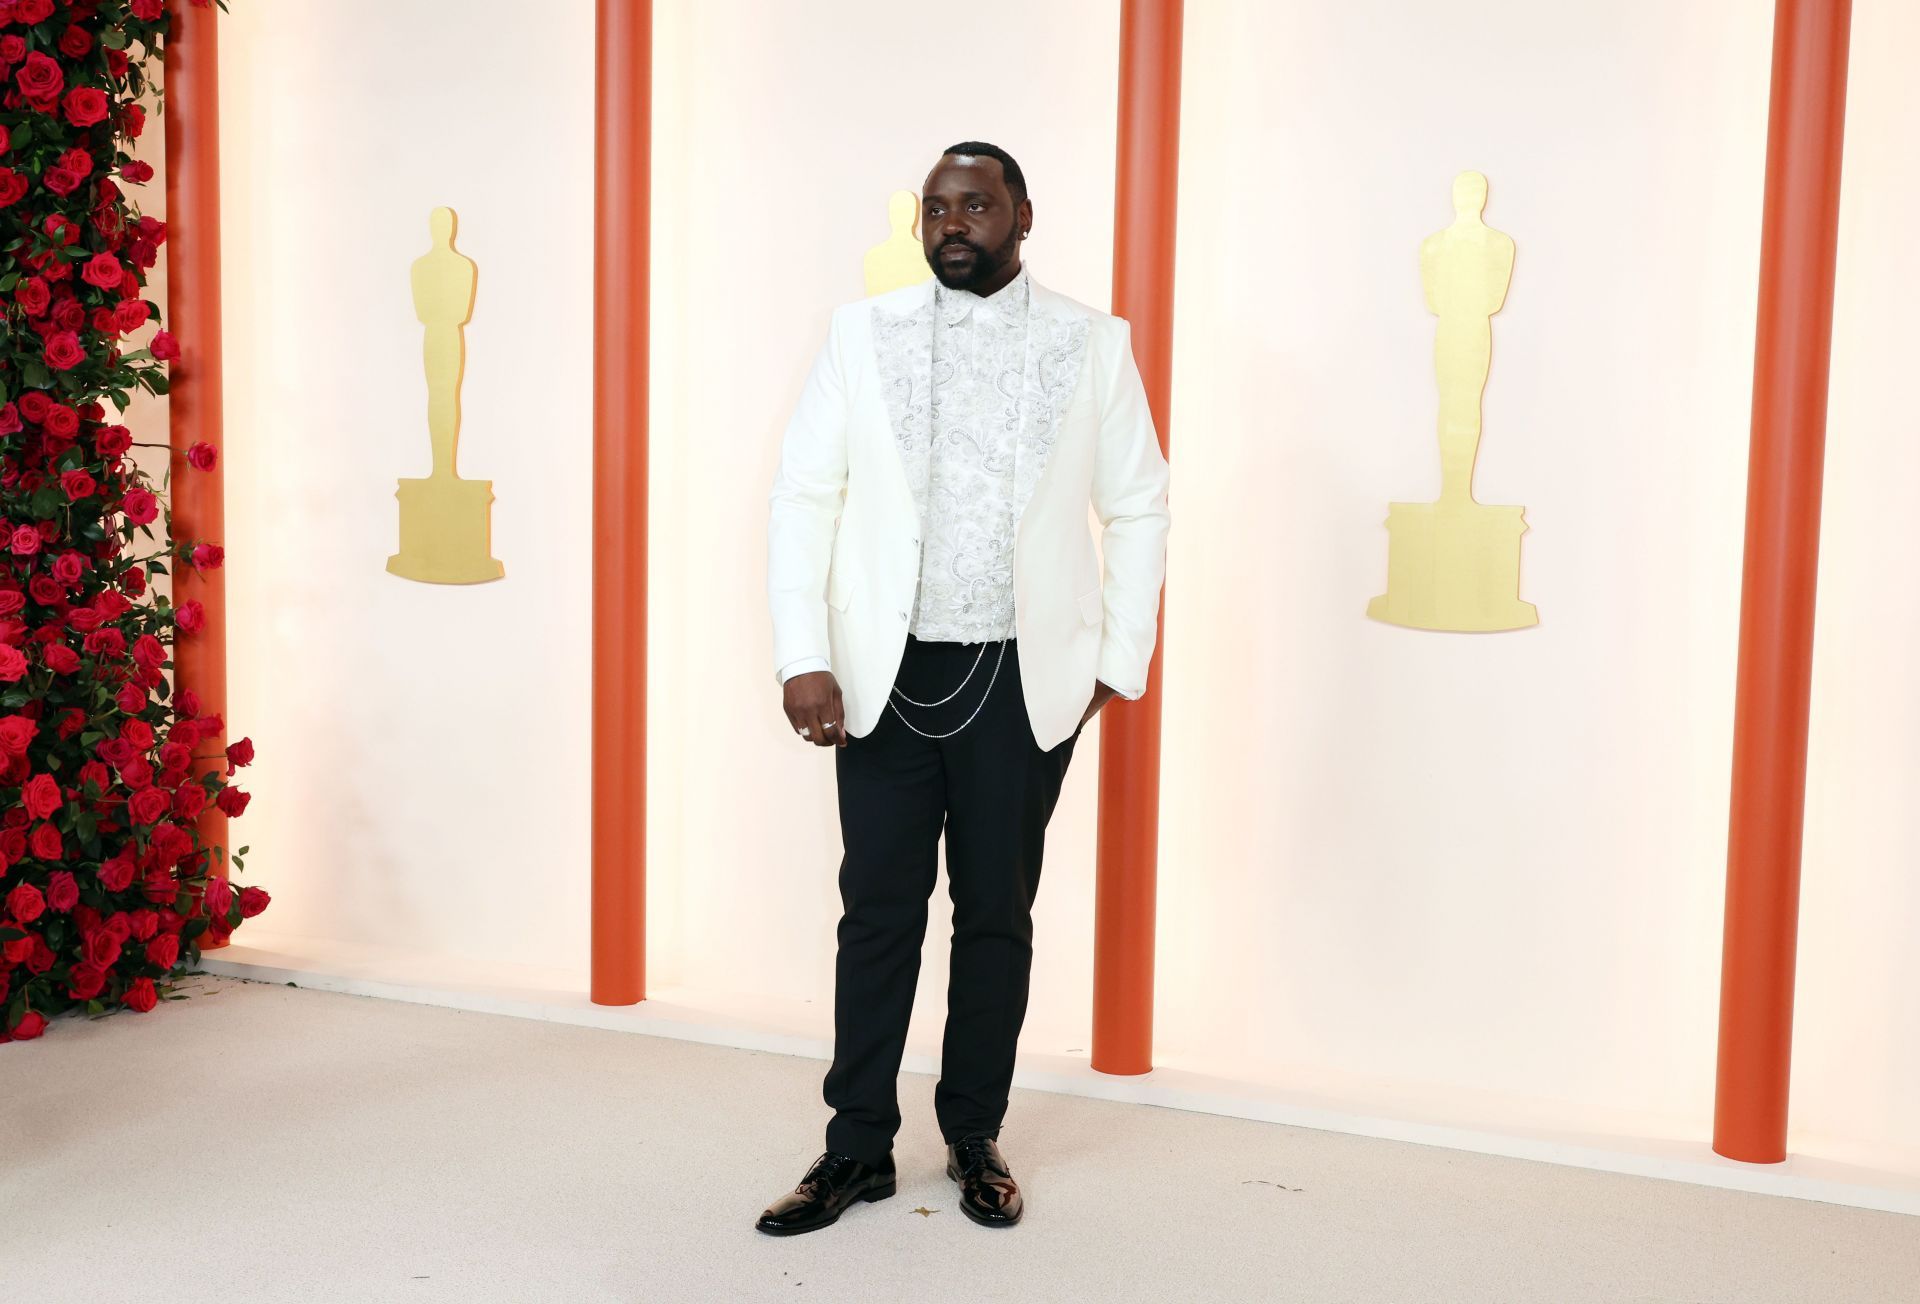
[1018,198,1034,239]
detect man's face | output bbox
[920,155,1027,292]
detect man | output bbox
[758,141,1170,1234]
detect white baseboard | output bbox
[195,931,1920,1218]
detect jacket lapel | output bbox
[866,273,1089,532]
[1013,279,1090,523]
[869,280,936,526]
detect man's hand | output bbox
[783,670,847,748]
[1078,681,1121,730]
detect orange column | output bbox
[1714,0,1853,1163]
[163,1,230,946]
[1094,0,1182,1076]
[591,0,650,1005]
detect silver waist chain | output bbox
[887,638,1010,739]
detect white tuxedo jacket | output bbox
[767,272,1171,751]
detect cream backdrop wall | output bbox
[213,0,1918,1172]
[218,0,598,978]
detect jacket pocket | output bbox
[1076,587,1104,627]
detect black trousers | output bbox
[823,635,1081,1167]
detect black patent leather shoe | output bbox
[754,1151,897,1236]
[946,1134,1023,1227]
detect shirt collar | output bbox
[935,260,1030,326]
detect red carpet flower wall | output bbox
[0,0,260,1044]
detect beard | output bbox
[926,224,1022,291]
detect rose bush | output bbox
[0,0,258,1045]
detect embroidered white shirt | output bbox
[908,264,1031,644]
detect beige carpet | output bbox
[1,974,1913,1304]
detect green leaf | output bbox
[102,28,129,51]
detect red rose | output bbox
[173,782,207,820]
[23,772,62,820]
[45,871,79,913]
[203,875,234,918]
[98,853,135,893]
[96,424,133,455]
[84,928,123,969]
[15,276,49,316]
[226,736,255,771]
[42,164,84,198]
[15,0,55,25]
[16,390,50,422]
[29,822,62,861]
[175,599,206,633]
[51,551,83,584]
[149,330,179,361]
[129,787,170,825]
[120,100,145,136]
[82,252,123,290]
[42,643,79,674]
[7,1010,48,1040]
[0,36,26,65]
[216,787,251,818]
[117,682,147,714]
[45,331,85,371]
[0,646,27,683]
[13,52,62,104]
[150,824,193,866]
[0,168,26,209]
[121,487,158,525]
[67,962,107,1001]
[123,976,158,1013]
[187,441,218,471]
[132,633,166,672]
[57,25,93,59]
[0,716,36,755]
[131,0,164,18]
[119,159,155,185]
[61,469,96,501]
[238,886,270,919]
[42,402,77,437]
[62,88,111,129]
[145,933,180,970]
[5,882,45,923]
[191,543,224,571]
[114,299,150,334]
[8,525,39,557]
[0,403,16,436]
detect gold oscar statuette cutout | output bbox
[386,206,504,585]
[863,189,933,296]
[1368,171,1536,632]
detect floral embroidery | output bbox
[871,267,1088,644]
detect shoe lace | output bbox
[952,1135,997,1177]
[805,1151,861,1191]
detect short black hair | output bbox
[940,140,1027,206]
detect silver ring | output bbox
[797,726,810,737]
[822,720,837,729]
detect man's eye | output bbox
[968,204,986,212]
